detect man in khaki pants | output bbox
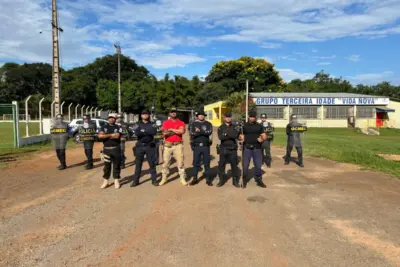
[159,107,187,186]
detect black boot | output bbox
[190,176,199,186]
[266,159,271,168]
[241,176,247,188]
[284,156,290,165]
[232,177,240,188]
[57,164,66,170]
[152,180,159,186]
[255,176,267,188]
[130,179,139,187]
[216,176,226,187]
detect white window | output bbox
[325,106,352,119]
[256,107,285,119]
[291,106,319,119]
[356,107,375,118]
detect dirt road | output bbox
[1,133,400,267]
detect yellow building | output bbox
[204,93,399,128]
[203,101,231,127]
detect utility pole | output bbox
[51,0,63,116]
[114,44,121,114]
[245,80,249,122]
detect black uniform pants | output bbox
[285,145,303,164]
[242,147,263,178]
[218,147,239,179]
[120,141,126,164]
[154,141,161,165]
[84,149,93,166]
[133,143,157,183]
[261,140,272,165]
[193,145,210,178]
[56,149,66,166]
[103,147,121,179]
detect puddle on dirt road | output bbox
[247,196,268,203]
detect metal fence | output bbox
[0,95,140,149]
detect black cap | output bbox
[249,110,257,117]
[260,113,267,118]
[196,110,206,116]
[141,109,150,114]
[169,107,177,113]
[224,112,232,118]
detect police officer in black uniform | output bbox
[51,114,69,170]
[284,114,305,167]
[260,113,274,168]
[98,113,122,189]
[189,109,213,186]
[217,112,240,188]
[78,114,97,169]
[116,114,129,169]
[240,110,267,188]
[131,109,158,187]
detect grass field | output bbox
[272,128,400,177]
[0,122,40,149]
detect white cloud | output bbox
[312,49,318,53]
[208,55,227,59]
[277,69,314,82]
[346,54,361,62]
[313,55,336,60]
[1,0,400,70]
[136,54,206,69]
[279,55,297,61]
[260,43,282,49]
[317,62,331,65]
[347,71,394,85]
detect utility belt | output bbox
[103,146,119,150]
[193,142,210,147]
[220,144,238,151]
[244,144,261,150]
[164,141,183,148]
[136,142,155,148]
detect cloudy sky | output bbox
[0,0,400,85]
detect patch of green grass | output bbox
[0,122,40,149]
[273,127,400,178]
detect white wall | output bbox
[19,134,51,147]
[387,100,400,128]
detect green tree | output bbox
[206,56,283,92]
[96,79,117,110]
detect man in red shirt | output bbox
[159,107,187,186]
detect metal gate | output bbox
[0,102,19,149]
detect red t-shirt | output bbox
[161,119,185,142]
